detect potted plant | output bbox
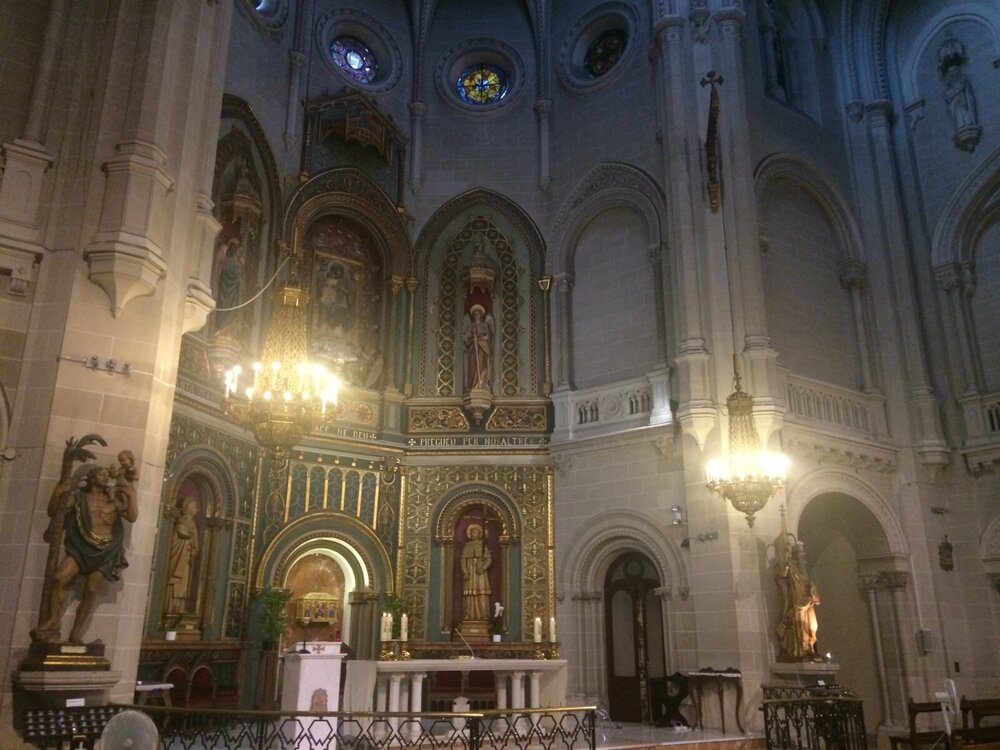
[380,592,404,639]
[255,585,289,651]
[164,613,182,642]
[490,602,505,642]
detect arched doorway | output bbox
[604,551,666,723]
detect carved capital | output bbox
[838,259,869,291]
[405,276,418,293]
[934,262,963,293]
[409,101,428,118]
[881,571,909,591]
[554,272,574,293]
[534,99,553,116]
[846,100,865,123]
[857,574,880,592]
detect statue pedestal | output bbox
[12,669,122,735]
[770,660,840,687]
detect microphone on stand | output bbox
[452,626,475,659]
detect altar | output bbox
[368,658,568,714]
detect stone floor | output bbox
[594,722,765,750]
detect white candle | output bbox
[401,613,408,642]
[533,617,542,643]
[381,612,389,642]
[379,612,385,641]
[387,612,394,640]
[550,616,557,643]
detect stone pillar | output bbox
[859,574,892,726]
[349,589,378,659]
[838,260,876,393]
[284,51,305,152]
[571,591,603,702]
[934,262,981,398]
[535,99,553,191]
[403,276,418,397]
[883,571,913,721]
[408,102,427,192]
[553,273,574,390]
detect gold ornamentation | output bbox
[408,407,470,432]
[485,406,547,432]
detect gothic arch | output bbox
[562,510,688,595]
[755,154,866,263]
[284,168,410,278]
[982,513,1000,571]
[433,486,520,544]
[931,144,1000,268]
[841,0,892,101]
[786,468,908,557]
[164,446,241,521]
[551,163,666,276]
[219,95,282,239]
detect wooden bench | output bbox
[962,697,1000,748]
[889,699,959,750]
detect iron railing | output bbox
[116,705,597,750]
[762,685,867,750]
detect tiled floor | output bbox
[594,722,764,750]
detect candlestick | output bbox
[550,616,556,643]
[533,617,542,643]
[379,612,386,642]
[401,613,408,642]
[387,612,394,640]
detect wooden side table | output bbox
[134,681,173,707]
[685,670,744,734]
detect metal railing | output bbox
[762,685,867,750]
[119,705,597,750]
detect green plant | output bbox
[381,592,404,638]
[255,585,289,646]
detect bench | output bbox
[962,697,1000,748]
[888,699,958,750]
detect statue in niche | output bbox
[165,497,200,613]
[461,523,492,621]
[33,447,139,644]
[463,304,494,394]
[938,35,981,152]
[214,238,246,334]
[775,540,820,661]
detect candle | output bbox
[550,616,557,643]
[387,612,394,640]
[401,613,408,642]
[533,617,542,643]
[379,612,387,642]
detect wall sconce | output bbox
[939,536,954,572]
[694,531,719,543]
[670,505,685,526]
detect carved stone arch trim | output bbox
[562,510,688,595]
[164,445,240,521]
[981,513,1000,571]
[844,0,892,101]
[900,8,1000,107]
[412,187,546,277]
[931,144,1000,269]
[551,162,667,276]
[786,468,908,556]
[255,511,392,593]
[433,486,520,545]
[283,168,411,277]
[755,153,866,263]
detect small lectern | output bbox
[281,642,345,713]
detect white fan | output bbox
[934,678,960,738]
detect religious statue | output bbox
[165,497,200,613]
[938,35,981,152]
[775,541,820,661]
[214,238,246,334]
[33,445,139,644]
[461,523,492,621]
[463,304,494,394]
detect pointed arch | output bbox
[755,153,866,263]
[551,163,667,276]
[931,144,1000,268]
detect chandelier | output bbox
[705,374,789,527]
[222,245,341,456]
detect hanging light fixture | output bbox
[222,243,341,456]
[705,372,790,527]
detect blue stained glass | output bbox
[456,63,508,105]
[331,36,377,84]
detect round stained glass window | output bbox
[331,36,377,84]
[456,64,508,105]
[584,29,627,78]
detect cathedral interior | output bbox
[1,0,999,745]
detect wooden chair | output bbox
[961,697,1000,748]
[888,699,959,750]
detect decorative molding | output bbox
[408,406,470,433]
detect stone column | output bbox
[284,51,305,152]
[408,102,428,191]
[934,262,981,398]
[535,99,553,191]
[571,591,603,702]
[859,574,892,726]
[403,276,418,396]
[386,276,404,394]
[553,273,574,390]
[349,589,378,659]
[883,571,913,721]
[838,260,876,393]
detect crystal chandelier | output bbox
[705,374,790,527]
[222,245,341,456]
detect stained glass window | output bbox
[585,29,627,78]
[331,36,377,84]
[456,64,508,105]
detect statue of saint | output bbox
[776,542,820,660]
[463,304,494,394]
[460,523,492,621]
[214,238,246,334]
[165,497,200,613]
[33,451,138,644]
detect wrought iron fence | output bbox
[762,685,867,750]
[113,705,597,750]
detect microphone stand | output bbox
[453,627,475,659]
